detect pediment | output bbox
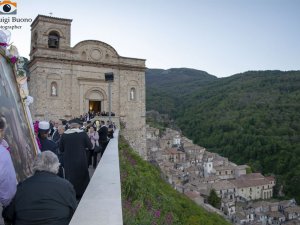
[73,40,119,62]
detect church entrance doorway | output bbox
[84,88,106,115]
[89,100,101,113]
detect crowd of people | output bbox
[0,115,116,225]
[79,111,116,121]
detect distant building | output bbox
[146,125,161,160]
[266,211,286,224]
[163,148,186,163]
[214,164,235,180]
[250,200,277,213]
[278,199,296,212]
[234,165,248,178]
[203,153,214,177]
[185,191,204,206]
[284,206,300,221]
[173,134,181,146]
[211,180,236,200]
[230,173,275,201]
[234,210,254,225]
[221,198,236,217]
[146,125,160,140]
[159,128,181,150]
[186,146,205,166]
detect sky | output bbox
[2,0,300,77]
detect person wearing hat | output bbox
[59,118,92,200]
[38,121,58,156]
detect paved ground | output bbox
[88,166,96,178]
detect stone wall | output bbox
[28,15,147,158]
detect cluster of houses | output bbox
[146,126,300,225]
[233,199,300,225]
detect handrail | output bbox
[70,130,123,225]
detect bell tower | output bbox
[30,15,72,59]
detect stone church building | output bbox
[28,15,146,157]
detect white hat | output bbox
[38,121,50,131]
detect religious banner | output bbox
[0,49,37,181]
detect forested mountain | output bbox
[146,69,300,203]
[146,68,217,115]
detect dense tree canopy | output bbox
[146,69,300,203]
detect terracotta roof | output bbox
[166,148,185,155]
[236,165,249,170]
[221,198,235,204]
[160,161,173,168]
[185,191,199,199]
[235,212,247,220]
[285,206,300,214]
[214,164,235,171]
[200,176,220,182]
[230,173,275,188]
[230,178,272,188]
[168,148,178,154]
[212,180,236,191]
[279,199,296,207]
[204,152,216,158]
[199,188,210,196]
[283,220,300,225]
[213,160,225,167]
[250,200,272,209]
[269,202,279,207]
[239,173,265,180]
[267,211,285,218]
[189,180,203,187]
[265,176,275,182]
[184,183,194,189]
[255,211,266,216]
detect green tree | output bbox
[246,167,252,174]
[208,189,221,209]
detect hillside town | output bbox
[146,126,300,225]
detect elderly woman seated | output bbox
[2,151,77,225]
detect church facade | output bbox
[28,15,146,158]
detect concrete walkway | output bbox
[70,130,123,225]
